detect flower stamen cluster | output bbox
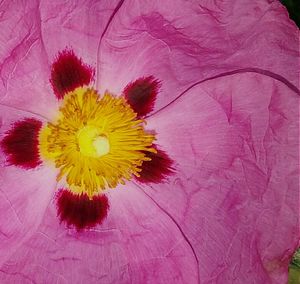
[39,87,156,198]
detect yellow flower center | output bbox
[39,87,156,198]
[77,125,110,157]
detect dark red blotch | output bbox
[50,49,95,99]
[1,118,42,169]
[123,76,161,117]
[136,145,174,184]
[56,189,109,230]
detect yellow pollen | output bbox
[39,87,156,198]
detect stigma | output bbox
[39,87,156,198]
[77,125,110,157]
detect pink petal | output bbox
[123,76,161,117]
[0,106,57,268]
[96,0,298,115]
[50,49,95,100]
[56,189,109,230]
[0,1,123,116]
[1,118,42,169]
[144,73,299,283]
[135,144,174,184]
[38,0,122,59]
[0,1,298,283]
[0,1,57,117]
[0,184,199,283]
[38,0,126,90]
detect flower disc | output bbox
[39,87,156,197]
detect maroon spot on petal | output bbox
[1,118,42,169]
[123,76,161,117]
[56,189,109,230]
[50,49,95,100]
[136,145,174,184]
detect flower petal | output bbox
[0,1,298,283]
[1,118,42,169]
[50,49,95,99]
[123,76,161,117]
[0,1,57,116]
[38,0,123,58]
[135,145,174,184]
[0,184,199,283]
[56,189,109,230]
[0,1,125,115]
[144,73,299,283]
[97,0,298,114]
[0,106,57,268]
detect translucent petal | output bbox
[0,106,57,267]
[0,184,199,283]
[96,0,298,115]
[144,73,299,283]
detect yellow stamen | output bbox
[39,87,156,198]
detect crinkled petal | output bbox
[135,144,174,184]
[38,0,126,88]
[0,0,123,116]
[38,0,122,59]
[0,1,298,283]
[123,76,161,117]
[144,73,299,283]
[56,189,109,230]
[50,49,95,100]
[0,1,57,117]
[0,106,57,267]
[1,74,297,283]
[0,184,199,283]
[96,0,298,114]
[1,118,42,169]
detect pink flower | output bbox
[0,1,298,283]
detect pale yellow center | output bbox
[77,126,110,157]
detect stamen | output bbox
[135,145,174,183]
[39,87,156,198]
